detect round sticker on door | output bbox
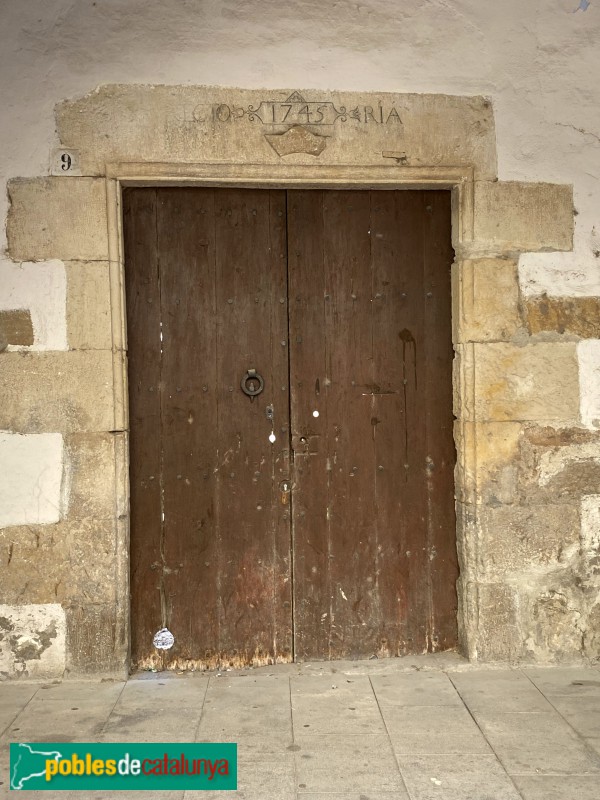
[153,627,175,650]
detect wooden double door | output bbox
[124,187,458,669]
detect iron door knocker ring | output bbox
[241,369,264,398]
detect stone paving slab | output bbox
[197,675,292,756]
[513,775,600,800]
[371,671,463,707]
[0,681,124,744]
[16,793,185,800]
[544,694,600,739]
[587,738,600,756]
[524,667,600,697]
[294,795,409,800]
[383,705,491,755]
[397,753,522,800]
[1,663,600,799]
[450,670,553,713]
[473,710,600,775]
[0,684,38,737]
[184,757,296,800]
[293,734,406,794]
[101,676,207,743]
[291,675,384,735]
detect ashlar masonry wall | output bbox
[0,78,598,678]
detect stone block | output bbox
[7,178,109,261]
[0,432,64,527]
[65,602,127,676]
[0,350,124,433]
[581,495,600,578]
[518,427,600,503]
[455,504,478,590]
[56,85,497,179]
[478,503,580,577]
[477,583,522,662]
[473,182,573,254]
[66,261,113,349]
[0,259,67,351]
[524,582,586,662]
[0,603,66,680]
[456,421,521,504]
[64,431,126,520]
[526,295,600,338]
[0,520,117,606]
[470,342,579,423]
[578,340,600,429]
[452,258,522,343]
[0,310,33,348]
[584,602,600,661]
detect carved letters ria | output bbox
[213,92,403,158]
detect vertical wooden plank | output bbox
[321,190,380,658]
[290,189,456,660]
[371,190,429,655]
[213,188,292,666]
[287,190,331,659]
[289,191,380,659]
[422,190,458,651]
[129,187,292,670]
[123,188,162,667]
[157,188,220,667]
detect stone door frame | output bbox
[105,161,475,661]
[3,86,582,677]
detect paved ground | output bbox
[1,653,600,799]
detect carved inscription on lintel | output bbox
[213,91,403,127]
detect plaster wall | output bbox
[0,0,599,678]
[0,0,599,292]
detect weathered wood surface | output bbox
[126,187,457,667]
[288,189,457,658]
[126,188,292,669]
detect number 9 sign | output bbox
[51,148,81,176]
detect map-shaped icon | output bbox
[11,743,63,790]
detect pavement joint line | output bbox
[508,771,600,776]
[0,686,41,739]
[446,669,526,800]
[194,673,215,742]
[98,680,128,737]
[368,674,412,800]
[288,675,300,797]
[191,673,211,743]
[521,667,600,768]
[0,685,41,740]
